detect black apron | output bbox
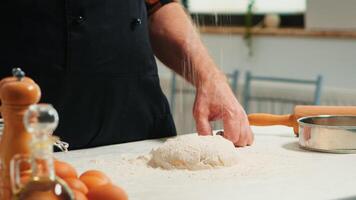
[0,0,176,150]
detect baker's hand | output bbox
[193,72,254,147]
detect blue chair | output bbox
[170,70,239,115]
[243,71,323,114]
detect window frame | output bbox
[190,13,304,28]
[184,0,305,28]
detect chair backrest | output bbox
[243,71,323,114]
[170,70,240,114]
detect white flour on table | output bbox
[56,127,347,200]
[73,142,303,184]
[57,135,311,200]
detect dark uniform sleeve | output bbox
[145,0,176,15]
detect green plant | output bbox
[244,0,256,56]
[182,0,188,9]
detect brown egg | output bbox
[79,170,111,191]
[54,160,78,179]
[64,178,89,194]
[20,175,31,185]
[87,184,128,200]
[79,175,110,192]
[20,170,32,185]
[72,189,88,200]
[80,170,111,183]
[20,169,32,176]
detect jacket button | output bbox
[131,18,142,30]
[75,16,85,24]
[133,18,142,25]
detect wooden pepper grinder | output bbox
[0,68,41,199]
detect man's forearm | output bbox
[148,2,254,146]
[148,2,225,86]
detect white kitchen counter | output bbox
[55,126,356,200]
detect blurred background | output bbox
[157,0,356,134]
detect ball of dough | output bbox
[148,135,238,170]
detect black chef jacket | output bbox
[0,0,177,150]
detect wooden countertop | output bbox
[199,26,356,39]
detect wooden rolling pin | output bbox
[248,105,356,135]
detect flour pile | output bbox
[148,135,238,170]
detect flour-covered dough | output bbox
[148,135,238,170]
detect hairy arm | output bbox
[148,2,217,85]
[148,2,253,146]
